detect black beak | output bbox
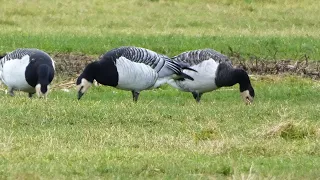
[78,91,84,100]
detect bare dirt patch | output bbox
[51,53,97,76]
[233,58,320,80]
[51,53,320,80]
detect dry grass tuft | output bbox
[193,128,219,142]
[316,128,320,137]
[264,121,317,139]
[264,121,295,137]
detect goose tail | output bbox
[176,61,197,72]
[169,61,196,81]
[178,72,194,81]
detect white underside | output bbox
[115,57,159,91]
[153,76,172,89]
[167,59,219,93]
[1,55,35,92]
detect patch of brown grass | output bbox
[264,121,317,140]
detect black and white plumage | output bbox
[76,46,196,102]
[167,49,255,104]
[0,48,55,98]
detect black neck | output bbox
[82,60,118,87]
[215,64,252,92]
[81,62,97,83]
[37,64,50,93]
[25,61,54,88]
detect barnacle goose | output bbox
[167,49,255,104]
[76,46,196,102]
[0,48,55,98]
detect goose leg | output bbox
[8,87,14,97]
[131,91,140,102]
[192,92,203,103]
[28,93,35,98]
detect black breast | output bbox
[93,60,119,87]
[25,50,54,87]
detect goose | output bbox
[167,48,255,104]
[76,46,196,102]
[0,48,55,98]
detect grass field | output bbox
[1,0,320,179]
[0,0,319,59]
[1,76,320,179]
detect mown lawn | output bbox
[0,76,320,179]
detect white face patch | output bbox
[240,90,254,105]
[77,78,92,94]
[35,84,49,99]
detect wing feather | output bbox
[2,48,38,61]
[102,46,181,74]
[0,48,48,68]
[172,48,232,66]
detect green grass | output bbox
[0,34,319,60]
[1,0,319,37]
[1,76,320,179]
[0,0,320,60]
[1,0,320,179]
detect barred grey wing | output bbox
[0,48,41,68]
[172,48,232,66]
[103,46,181,74]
